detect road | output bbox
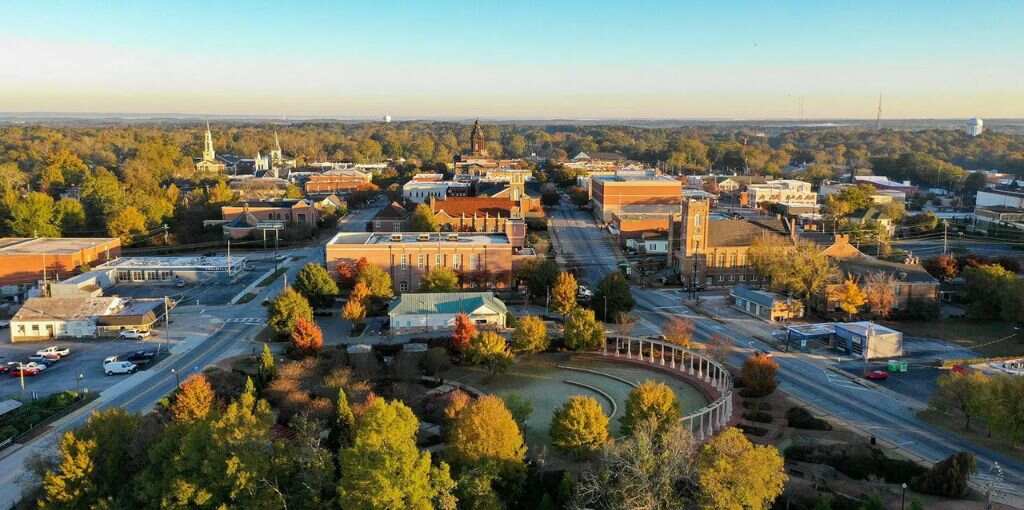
[548,197,1024,501]
[0,203,383,508]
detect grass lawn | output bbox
[918,408,1024,462]
[883,318,1024,357]
[256,268,288,287]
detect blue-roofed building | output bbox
[387,292,508,333]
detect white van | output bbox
[103,357,137,376]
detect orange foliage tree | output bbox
[742,354,779,397]
[170,373,216,423]
[662,317,693,347]
[291,317,324,355]
[452,313,476,351]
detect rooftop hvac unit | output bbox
[417,233,430,241]
[447,233,459,241]
[390,234,402,242]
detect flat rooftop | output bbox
[595,174,679,184]
[329,232,510,246]
[0,237,118,255]
[96,256,247,269]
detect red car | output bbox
[866,370,889,381]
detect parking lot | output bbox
[112,257,282,306]
[0,330,173,400]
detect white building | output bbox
[746,179,816,209]
[11,297,121,342]
[387,292,508,333]
[966,118,984,137]
[976,188,1024,210]
[401,181,470,204]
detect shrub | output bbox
[786,406,833,431]
[910,451,975,498]
[784,445,926,483]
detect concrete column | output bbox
[689,352,695,375]
[603,336,607,356]
[660,343,665,365]
[670,346,676,368]
[626,339,632,359]
[697,357,703,378]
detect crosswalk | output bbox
[225,317,264,324]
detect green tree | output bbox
[551,271,578,316]
[55,197,87,234]
[931,371,990,432]
[550,395,609,455]
[419,266,460,292]
[563,307,605,351]
[9,191,59,237]
[409,203,440,232]
[592,272,635,321]
[268,287,314,337]
[106,206,147,244]
[620,380,681,436]
[516,258,559,300]
[336,388,356,447]
[910,451,976,498]
[356,264,393,299]
[259,343,275,383]
[510,315,548,353]
[339,398,455,509]
[697,427,787,510]
[963,264,1020,321]
[501,394,534,431]
[293,263,340,308]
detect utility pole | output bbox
[227,239,232,275]
[943,220,949,256]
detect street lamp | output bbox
[901,482,907,510]
[76,373,83,393]
[171,368,180,388]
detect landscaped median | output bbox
[0,391,97,449]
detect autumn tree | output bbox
[339,398,456,509]
[290,317,324,355]
[931,371,990,432]
[55,197,87,233]
[8,191,59,237]
[170,374,216,423]
[750,239,837,299]
[662,317,693,347]
[551,271,578,315]
[420,266,460,292]
[350,280,370,304]
[742,354,779,397]
[465,331,514,375]
[924,254,959,282]
[510,315,548,353]
[107,206,148,244]
[449,395,527,469]
[337,257,369,289]
[830,277,867,319]
[697,427,787,510]
[268,287,314,337]
[443,389,473,424]
[293,263,340,308]
[356,263,393,299]
[342,296,367,324]
[864,271,897,318]
[451,313,477,351]
[621,380,681,436]
[564,307,605,351]
[259,343,275,383]
[409,203,440,232]
[550,395,609,455]
[39,431,99,508]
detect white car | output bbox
[35,346,71,358]
[23,361,48,372]
[103,359,137,376]
[119,330,150,340]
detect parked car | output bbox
[577,285,593,300]
[9,365,41,377]
[35,346,71,358]
[174,278,186,288]
[866,370,889,381]
[103,358,137,376]
[120,350,157,365]
[28,354,60,365]
[119,329,150,340]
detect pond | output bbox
[446,352,709,449]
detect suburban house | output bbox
[387,292,508,333]
[730,286,804,322]
[371,202,411,232]
[220,199,319,239]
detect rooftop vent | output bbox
[447,233,459,241]
[390,234,402,242]
[417,233,430,241]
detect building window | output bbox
[718,274,725,283]
[452,254,462,269]
[394,223,401,232]
[717,253,725,267]
[132,271,143,281]
[118,271,130,281]
[400,255,408,269]
[417,254,426,269]
[399,281,408,292]
[435,254,443,267]
[739,274,745,282]
[729,253,737,267]
[470,254,480,270]
[160,271,172,280]
[146,271,159,280]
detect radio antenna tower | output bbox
[875,93,883,130]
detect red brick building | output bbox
[591,174,682,223]
[0,238,121,285]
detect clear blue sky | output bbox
[1,0,1021,118]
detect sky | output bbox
[1,0,1022,119]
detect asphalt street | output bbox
[548,197,1024,501]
